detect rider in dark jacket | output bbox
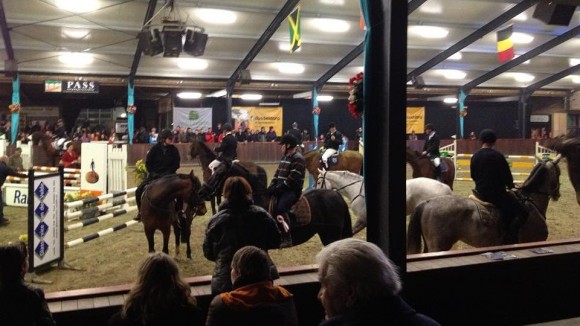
[422,123,441,180]
[321,122,343,170]
[209,123,237,174]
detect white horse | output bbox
[406,177,453,215]
[316,170,366,234]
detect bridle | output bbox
[318,171,365,202]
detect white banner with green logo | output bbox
[173,107,212,131]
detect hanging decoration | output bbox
[127,82,135,144]
[10,75,20,144]
[348,72,364,119]
[312,88,320,144]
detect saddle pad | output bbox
[468,195,500,227]
[291,196,311,226]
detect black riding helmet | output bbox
[223,123,233,132]
[479,129,497,144]
[159,129,173,141]
[280,134,298,148]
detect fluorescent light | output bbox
[511,32,534,44]
[443,97,458,104]
[278,42,301,53]
[207,89,227,97]
[275,62,305,74]
[512,73,535,82]
[241,94,262,100]
[571,75,580,84]
[259,102,280,106]
[177,92,202,99]
[319,0,345,5]
[56,0,99,13]
[570,58,580,66]
[61,28,90,39]
[419,2,443,14]
[409,25,449,39]
[58,52,94,67]
[513,13,528,21]
[317,95,334,102]
[196,9,237,25]
[120,113,127,118]
[448,52,462,60]
[177,58,208,70]
[312,18,350,33]
[437,69,466,80]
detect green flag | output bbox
[288,6,301,53]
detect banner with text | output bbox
[173,107,212,131]
[232,107,283,135]
[406,107,425,134]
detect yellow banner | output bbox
[232,107,283,135]
[406,107,425,134]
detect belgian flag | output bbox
[288,6,301,53]
[497,25,514,63]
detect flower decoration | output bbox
[9,103,21,113]
[127,104,137,114]
[348,72,364,118]
[459,108,468,117]
[312,106,321,115]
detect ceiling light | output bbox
[512,73,535,82]
[511,32,534,44]
[58,52,94,67]
[278,42,301,52]
[448,52,462,60]
[513,13,528,21]
[571,75,580,84]
[177,58,208,70]
[312,18,350,33]
[61,28,90,39]
[241,94,262,100]
[438,69,466,80]
[409,25,449,39]
[275,62,305,74]
[207,89,227,97]
[56,0,99,13]
[443,97,458,104]
[570,58,580,66]
[320,0,345,5]
[120,113,127,118]
[317,95,334,102]
[419,3,443,14]
[177,92,202,99]
[196,9,237,25]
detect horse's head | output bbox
[543,136,580,204]
[185,171,207,217]
[189,140,199,160]
[521,158,561,201]
[315,169,331,189]
[199,163,229,200]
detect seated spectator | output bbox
[0,241,56,325]
[205,127,215,143]
[315,238,441,326]
[265,126,277,142]
[8,147,24,171]
[205,246,298,326]
[59,142,80,168]
[108,252,203,326]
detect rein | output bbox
[319,173,365,201]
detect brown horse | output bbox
[407,157,561,254]
[542,136,580,205]
[405,147,455,190]
[303,149,363,181]
[140,171,207,258]
[189,139,267,214]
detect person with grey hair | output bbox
[315,238,441,325]
[205,246,298,326]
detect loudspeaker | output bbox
[239,69,251,84]
[184,31,208,57]
[533,1,578,26]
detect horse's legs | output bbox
[186,236,192,259]
[173,223,181,256]
[210,196,217,215]
[145,227,155,253]
[161,226,171,255]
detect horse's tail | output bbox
[407,201,426,254]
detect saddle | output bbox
[468,194,501,227]
[268,196,312,227]
[430,157,448,173]
[318,151,341,168]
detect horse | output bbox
[407,156,562,254]
[406,147,455,190]
[316,170,366,234]
[140,171,207,259]
[542,136,580,205]
[189,139,267,214]
[405,177,453,215]
[199,163,353,247]
[303,149,363,181]
[30,131,82,167]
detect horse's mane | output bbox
[521,160,559,195]
[544,136,580,155]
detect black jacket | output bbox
[286,128,303,145]
[0,161,27,186]
[0,280,56,326]
[215,133,238,162]
[324,130,343,150]
[423,132,440,157]
[470,147,514,197]
[145,142,180,178]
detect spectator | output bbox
[469,131,477,140]
[59,142,80,169]
[205,246,299,326]
[257,127,267,142]
[355,127,363,142]
[0,241,56,325]
[203,176,281,295]
[205,127,215,143]
[8,147,24,171]
[315,238,441,326]
[409,130,418,141]
[265,126,277,142]
[108,252,203,326]
[149,127,158,144]
[286,122,302,147]
[185,127,195,143]
[301,128,310,142]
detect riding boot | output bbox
[434,166,442,181]
[133,212,141,221]
[502,216,519,245]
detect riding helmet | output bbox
[159,129,173,140]
[479,129,497,143]
[292,122,298,128]
[329,122,336,129]
[280,134,298,148]
[223,123,233,132]
[425,123,435,131]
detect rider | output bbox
[321,122,343,171]
[286,122,303,150]
[470,129,528,244]
[268,134,306,247]
[208,123,237,175]
[134,129,181,222]
[422,123,441,181]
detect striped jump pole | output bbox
[65,206,138,231]
[65,197,136,220]
[33,166,81,174]
[65,220,140,248]
[64,187,137,209]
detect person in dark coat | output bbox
[203,176,281,296]
[321,122,343,170]
[134,129,181,221]
[315,238,441,326]
[0,242,56,326]
[286,122,303,149]
[0,155,27,225]
[205,245,299,326]
[108,252,203,326]
[268,134,305,247]
[208,123,237,174]
[421,123,442,181]
[470,129,528,244]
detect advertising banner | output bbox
[232,107,283,135]
[173,107,212,131]
[406,107,425,134]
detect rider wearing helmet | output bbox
[286,122,303,150]
[422,123,441,181]
[135,128,181,221]
[267,134,306,247]
[208,123,238,174]
[321,122,343,170]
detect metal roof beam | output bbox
[128,0,158,85]
[0,0,15,60]
[408,0,538,82]
[463,24,580,92]
[524,64,580,96]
